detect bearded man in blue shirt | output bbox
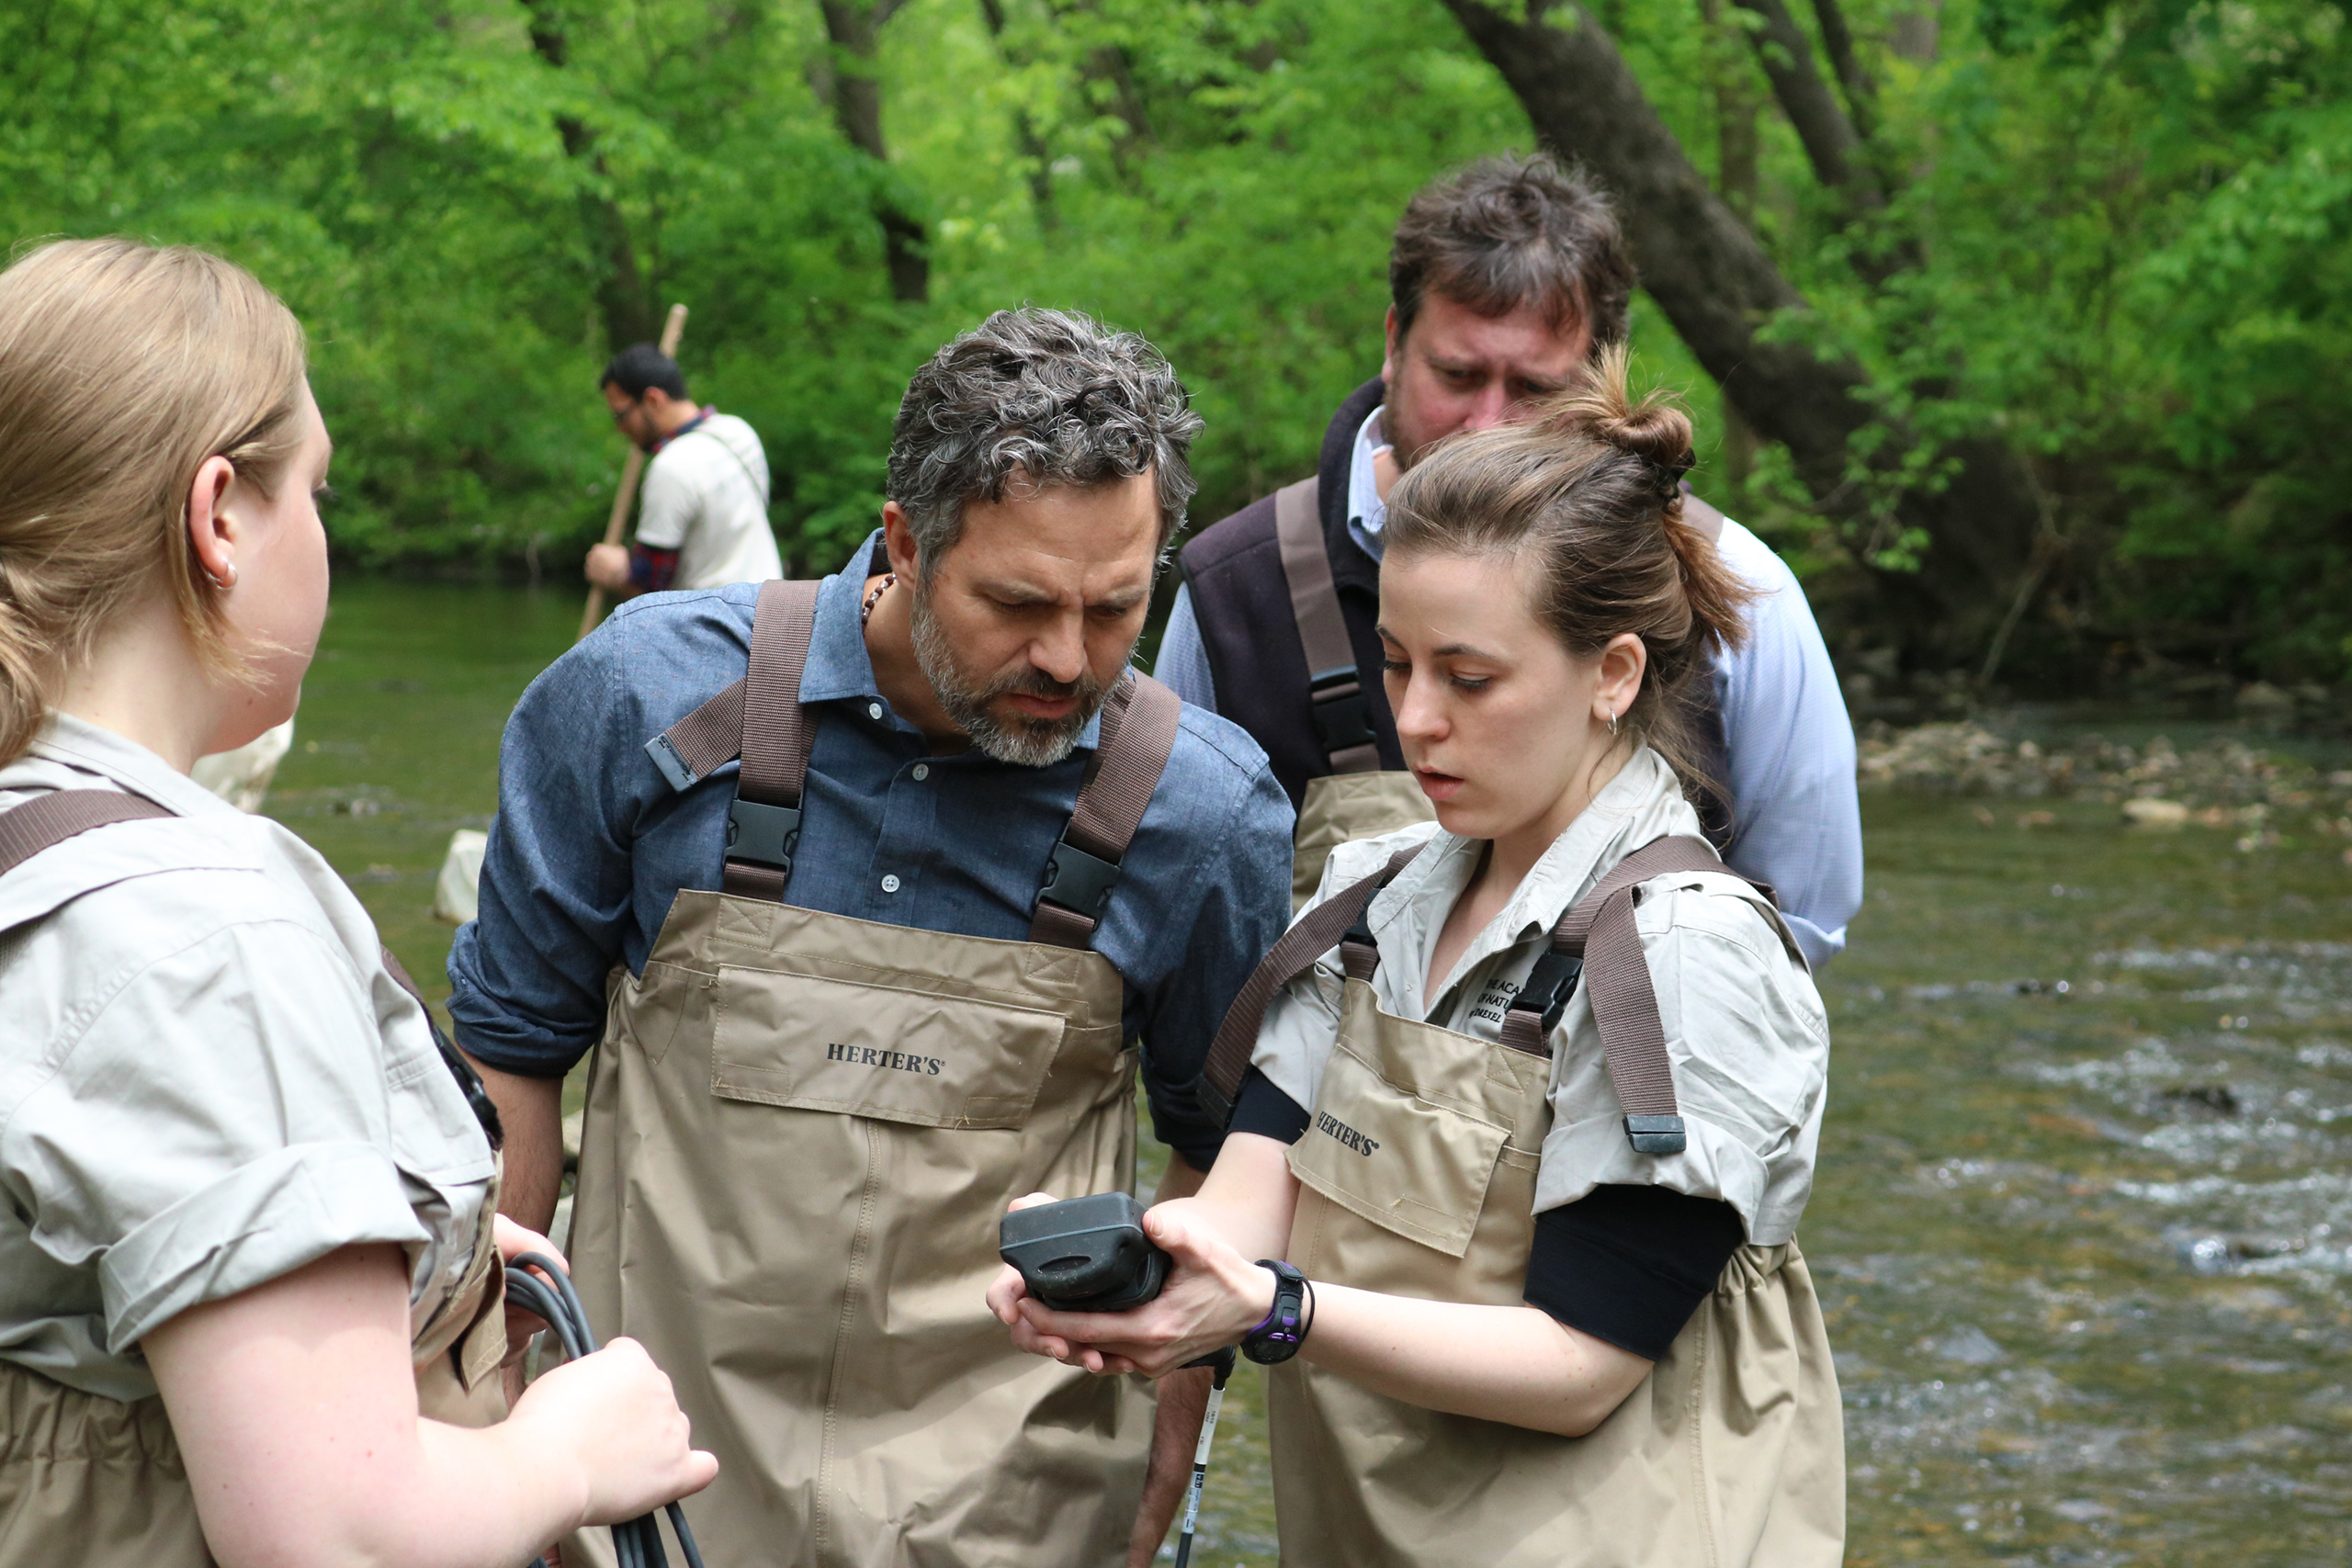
[451,308,1294,1568]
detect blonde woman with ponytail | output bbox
[0,239,714,1567]
[992,350,1843,1567]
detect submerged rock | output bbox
[2122,797,2190,829]
[1858,721,2346,825]
[191,718,296,813]
[432,828,488,924]
[1928,1325,2008,1366]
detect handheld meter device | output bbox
[997,1191,1170,1313]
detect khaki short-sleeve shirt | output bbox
[1251,747,1830,1245]
[0,715,495,1402]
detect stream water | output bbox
[274,581,2352,1566]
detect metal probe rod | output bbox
[1171,1348,1237,1568]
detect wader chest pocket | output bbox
[710,964,1068,1130]
[1288,1041,1510,1259]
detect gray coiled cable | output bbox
[503,1253,706,1568]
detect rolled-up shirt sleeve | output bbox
[7,921,434,1353]
[1136,748,1293,1169]
[632,455,696,552]
[1533,881,1830,1246]
[447,625,646,1077]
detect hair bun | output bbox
[1535,344,1695,499]
[1597,403,1692,472]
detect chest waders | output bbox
[1273,478,1736,911]
[570,580,1178,1568]
[0,791,510,1568]
[1203,836,1845,1568]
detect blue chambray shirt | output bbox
[447,535,1295,1167]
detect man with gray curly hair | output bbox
[452,306,1294,1568]
[882,307,1204,767]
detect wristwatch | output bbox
[1240,1259,1311,1365]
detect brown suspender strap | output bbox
[1273,476,1380,776]
[377,943,509,1148]
[640,581,821,797]
[1497,834,1773,1156]
[1196,843,1422,1128]
[0,789,507,1146]
[646,579,1182,951]
[0,788,174,876]
[1027,671,1183,950]
[710,580,820,902]
[646,676,746,790]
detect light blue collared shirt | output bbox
[449,534,1296,1164]
[1159,405,1862,965]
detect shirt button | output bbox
[880,874,901,894]
[911,763,930,782]
[867,702,884,721]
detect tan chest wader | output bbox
[0,791,508,1568]
[1203,836,1844,1568]
[1276,479,1733,911]
[571,580,1181,1568]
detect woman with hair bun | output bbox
[0,238,714,1567]
[993,347,1842,1566]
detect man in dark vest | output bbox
[1159,152,1860,967]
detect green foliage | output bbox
[1672,0,2352,677]
[3,0,2347,680]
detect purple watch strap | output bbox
[1242,1259,1309,1364]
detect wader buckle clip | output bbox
[1518,949,1586,1034]
[644,732,700,793]
[726,797,802,874]
[1623,1114,1687,1155]
[1041,836,1122,917]
[1307,664,1375,753]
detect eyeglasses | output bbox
[610,398,643,424]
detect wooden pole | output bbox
[579,302,690,641]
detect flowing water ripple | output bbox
[1817,793,2352,1565]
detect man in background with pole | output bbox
[584,341,781,608]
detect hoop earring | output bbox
[1606,711,1620,737]
[208,562,237,592]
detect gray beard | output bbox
[909,587,1107,767]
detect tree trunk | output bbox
[1809,0,1877,139]
[1700,0,1760,497]
[978,0,1060,228]
[1889,0,1940,62]
[1727,0,1879,209]
[1439,0,2041,660]
[523,1,655,349]
[817,0,928,303]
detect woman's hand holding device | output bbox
[992,1192,1278,1377]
